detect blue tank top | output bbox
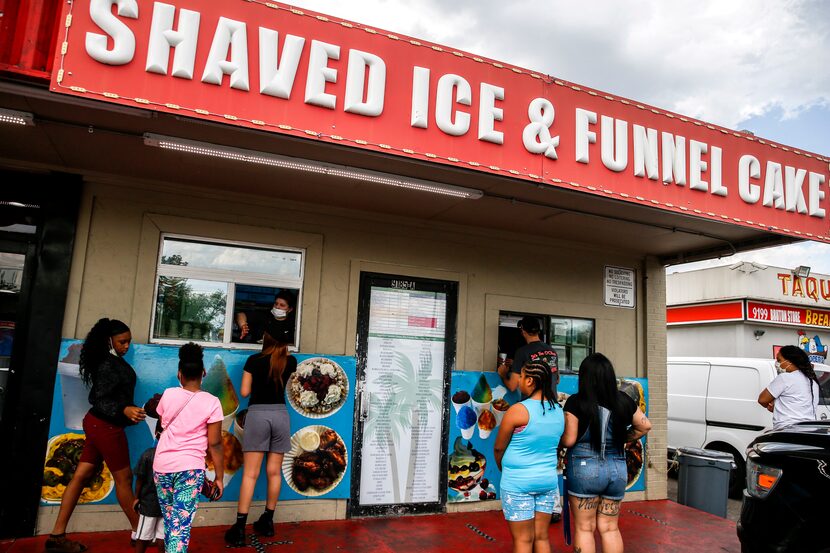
[501,398,565,493]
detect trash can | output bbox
[676,447,736,518]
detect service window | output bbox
[152,236,303,348]
[497,312,594,373]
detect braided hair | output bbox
[79,318,130,387]
[522,360,557,414]
[778,345,820,407]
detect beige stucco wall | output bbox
[39,175,666,533]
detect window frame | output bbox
[548,315,596,374]
[150,233,305,350]
[497,310,595,373]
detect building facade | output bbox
[668,263,830,361]
[1,0,828,538]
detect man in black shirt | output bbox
[497,316,560,398]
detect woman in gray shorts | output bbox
[225,323,296,545]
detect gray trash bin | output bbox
[676,447,736,518]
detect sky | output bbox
[283,0,830,274]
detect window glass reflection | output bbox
[161,239,301,278]
[154,278,227,342]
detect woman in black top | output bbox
[46,318,146,553]
[225,323,297,545]
[559,353,651,553]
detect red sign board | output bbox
[51,1,830,242]
[667,301,744,325]
[746,300,830,329]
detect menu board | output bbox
[359,286,447,505]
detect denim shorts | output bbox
[501,488,560,522]
[566,455,626,501]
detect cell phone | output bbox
[209,483,221,501]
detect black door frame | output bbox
[0,171,81,538]
[349,271,458,517]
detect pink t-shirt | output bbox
[153,388,223,474]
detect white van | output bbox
[667,357,830,497]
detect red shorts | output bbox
[79,412,131,472]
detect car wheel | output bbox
[707,444,745,499]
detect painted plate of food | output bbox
[624,439,645,490]
[282,425,348,497]
[42,433,114,504]
[286,357,349,418]
[205,430,244,486]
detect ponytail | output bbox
[779,345,821,407]
[261,331,288,390]
[79,318,130,387]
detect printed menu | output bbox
[359,287,447,505]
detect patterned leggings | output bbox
[154,469,205,553]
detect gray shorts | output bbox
[242,404,291,453]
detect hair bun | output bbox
[179,342,203,363]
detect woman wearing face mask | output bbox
[46,318,145,553]
[234,290,296,344]
[758,345,820,429]
[225,322,297,545]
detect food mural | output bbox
[447,372,649,503]
[43,341,355,505]
[43,340,648,507]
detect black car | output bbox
[738,420,830,553]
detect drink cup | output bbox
[57,362,92,430]
[451,390,472,414]
[498,353,507,365]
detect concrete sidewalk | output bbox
[1,500,740,553]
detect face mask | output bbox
[109,338,118,357]
[775,361,785,374]
[271,307,287,319]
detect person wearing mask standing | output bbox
[758,345,820,429]
[46,318,145,553]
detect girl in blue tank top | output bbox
[494,360,564,553]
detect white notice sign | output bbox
[604,266,635,308]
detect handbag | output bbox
[200,478,221,501]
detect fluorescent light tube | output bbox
[144,133,483,200]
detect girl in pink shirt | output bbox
[153,343,224,553]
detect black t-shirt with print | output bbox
[511,341,560,394]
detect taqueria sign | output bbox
[52,0,830,242]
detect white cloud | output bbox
[288,0,830,271]
[288,0,829,133]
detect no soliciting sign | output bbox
[605,266,635,309]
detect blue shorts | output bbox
[566,455,626,501]
[501,488,560,522]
